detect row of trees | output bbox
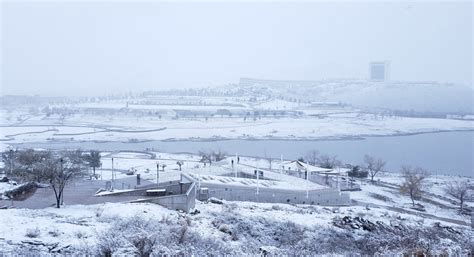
[302,151,385,182]
[2,149,101,208]
[301,150,472,212]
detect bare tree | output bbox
[199,150,212,166]
[7,149,53,183]
[400,166,429,207]
[9,149,87,208]
[317,154,341,169]
[212,149,226,162]
[305,150,320,166]
[363,155,386,182]
[48,150,88,208]
[176,161,183,171]
[199,149,226,166]
[445,181,471,212]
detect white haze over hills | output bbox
[247,80,474,113]
[182,79,474,114]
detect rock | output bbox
[50,244,71,253]
[259,246,278,256]
[208,197,223,205]
[190,209,200,215]
[218,224,232,235]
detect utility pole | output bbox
[234,153,237,178]
[256,163,259,195]
[111,157,114,188]
[337,167,340,190]
[306,161,309,199]
[156,162,159,188]
[9,149,13,176]
[60,158,64,205]
[280,154,283,174]
[9,148,14,207]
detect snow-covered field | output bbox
[2,85,473,143]
[2,113,473,143]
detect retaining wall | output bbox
[131,173,197,212]
[200,183,350,206]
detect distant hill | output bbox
[237,78,474,114]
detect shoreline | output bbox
[5,128,474,144]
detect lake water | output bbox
[14,131,474,177]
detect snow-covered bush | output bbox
[25,227,41,238]
[74,230,87,239]
[97,215,160,257]
[271,204,282,211]
[94,206,104,218]
[292,227,357,255]
[95,211,240,256]
[48,229,61,237]
[332,216,471,256]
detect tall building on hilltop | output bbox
[369,61,391,81]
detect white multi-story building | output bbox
[369,61,391,81]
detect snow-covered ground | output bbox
[0,151,472,255]
[2,86,473,143]
[1,83,473,255]
[2,113,473,143]
[0,200,471,255]
[0,180,17,197]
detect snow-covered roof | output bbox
[281,160,332,173]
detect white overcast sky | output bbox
[1,1,472,96]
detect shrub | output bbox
[370,193,391,202]
[48,229,61,237]
[25,227,41,238]
[94,206,104,218]
[96,215,159,257]
[348,166,369,178]
[218,224,231,234]
[74,230,87,239]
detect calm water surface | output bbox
[15,131,474,177]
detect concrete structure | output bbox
[101,173,197,213]
[198,182,350,206]
[192,171,351,206]
[138,181,196,212]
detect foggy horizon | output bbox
[1,1,473,97]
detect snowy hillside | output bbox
[0,200,471,255]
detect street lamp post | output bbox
[235,153,238,178]
[60,158,64,206]
[111,157,114,188]
[306,161,309,199]
[256,163,259,195]
[280,155,283,174]
[156,162,160,188]
[9,149,13,176]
